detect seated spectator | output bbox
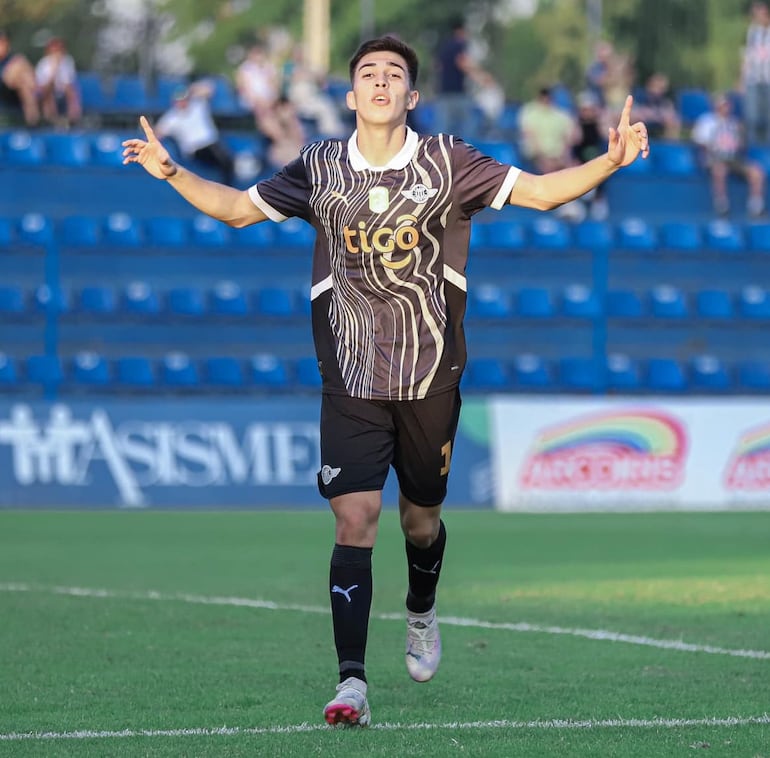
[154,81,235,185]
[585,40,633,115]
[632,72,681,140]
[691,93,766,217]
[519,86,580,173]
[0,29,40,126]
[572,90,611,219]
[236,41,281,134]
[261,94,306,170]
[35,37,81,128]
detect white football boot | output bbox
[323,676,371,727]
[405,605,442,682]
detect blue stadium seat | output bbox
[606,289,644,318]
[203,356,245,388]
[677,88,712,126]
[747,144,770,174]
[0,353,19,387]
[109,74,150,113]
[33,284,69,315]
[191,214,230,246]
[651,141,699,176]
[484,220,527,250]
[254,286,296,318]
[90,132,125,167]
[231,222,276,247]
[473,140,520,165]
[738,360,770,390]
[659,221,702,252]
[513,353,553,389]
[516,286,554,318]
[161,352,199,388]
[250,353,290,389]
[559,357,602,392]
[616,217,657,251]
[208,74,244,117]
[78,285,116,315]
[60,215,101,246]
[561,283,601,318]
[277,217,315,247]
[296,286,312,316]
[115,356,156,388]
[104,212,143,246]
[646,358,687,392]
[649,284,688,319]
[18,212,54,246]
[44,133,91,167]
[210,280,249,316]
[0,285,27,315]
[295,356,323,389]
[153,74,189,111]
[0,216,14,246]
[2,130,45,165]
[695,289,734,319]
[574,220,613,250]
[469,223,487,250]
[146,216,190,247]
[738,285,770,318]
[71,351,111,386]
[690,354,731,392]
[122,281,160,316]
[468,284,513,319]
[529,217,572,249]
[166,286,206,317]
[464,357,510,390]
[746,221,770,252]
[77,72,109,112]
[605,353,642,391]
[26,354,64,386]
[704,219,745,252]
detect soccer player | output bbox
[122,35,649,728]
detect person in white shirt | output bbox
[154,81,235,185]
[692,93,766,217]
[35,37,80,127]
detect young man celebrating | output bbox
[122,35,649,728]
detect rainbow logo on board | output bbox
[520,409,687,491]
[724,422,770,490]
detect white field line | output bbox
[2,581,770,661]
[2,715,770,742]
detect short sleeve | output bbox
[248,156,312,222]
[451,139,520,216]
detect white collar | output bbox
[347,126,418,171]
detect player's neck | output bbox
[353,122,408,168]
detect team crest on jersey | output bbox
[368,186,389,213]
[401,183,438,203]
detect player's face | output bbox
[347,51,418,125]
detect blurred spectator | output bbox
[236,41,281,134]
[433,16,486,135]
[691,93,766,217]
[518,86,580,173]
[585,40,634,115]
[154,81,235,185]
[742,1,770,144]
[472,70,506,139]
[284,44,346,138]
[0,29,40,126]
[35,37,81,128]
[572,91,611,219]
[261,94,306,170]
[633,72,681,140]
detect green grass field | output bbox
[1,509,769,757]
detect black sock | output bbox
[329,544,373,684]
[405,520,446,613]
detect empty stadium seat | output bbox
[26,354,64,386]
[738,360,770,390]
[249,353,290,389]
[516,287,554,318]
[695,289,734,319]
[646,358,687,392]
[78,285,116,315]
[559,357,602,392]
[659,221,702,252]
[473,140,520,165]
[210,280,249,316]
[529,217,572,249]
[203,356,245,388]
[651,141,699,176]
[146,216,190,247]
[18,212,54,246]
[704,219,745,252]
[616,217,657,250]
[33,284,69,314]
[208,74,244,117]
[231,222,276,247]
[191,214,230,246]
[677,88,712,125]
[746,221,770,252]
[0,285,27,315]
[115,356,156,388]
[161,352,199,387]
[468,284,513,319]
[561,284,601,318]
[277,217,315,247]
[606,289,644,318]
[254,286,296,317]
[3,130,45,165]
[464,357,510,390]
[513,353,553,389]
[738,285,770,318]
[605,353,642,391]
[77,72,109,112]
[90,132,125,167]
[483,219,527,249]
[104,212,143,246]
[0,353,19,387]
[44,133,91,167]
[690,354,731,391]
[0,216,14,246]
[71,351,111,386]
[60,215,101,246]
[108,74,150,113]
[295,356,323,388]
[574,219,613,250]
[469,223,487,250]
[649,284,688,318]
[166,286,206,317]
[122,281,160,316]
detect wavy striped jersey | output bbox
[249,127,520,400]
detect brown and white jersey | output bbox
[249,127,520,400]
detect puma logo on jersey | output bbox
[401,183,438,203]
[330,190,349,204]
[332,584,359,602]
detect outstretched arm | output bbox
[510,95,649,211]
[122,116,267,227]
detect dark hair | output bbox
[349,35,419,88]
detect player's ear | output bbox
[345,89,357,112]
[406,90,419,111]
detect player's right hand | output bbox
[122,115,178,180]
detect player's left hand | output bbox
[607,95,650,167]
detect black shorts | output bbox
[317,388,462,506]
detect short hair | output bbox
[349,36,419,88]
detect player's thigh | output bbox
[392,388,462,507]
[318,393,395,500]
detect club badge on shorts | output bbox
[368,186,389,213]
